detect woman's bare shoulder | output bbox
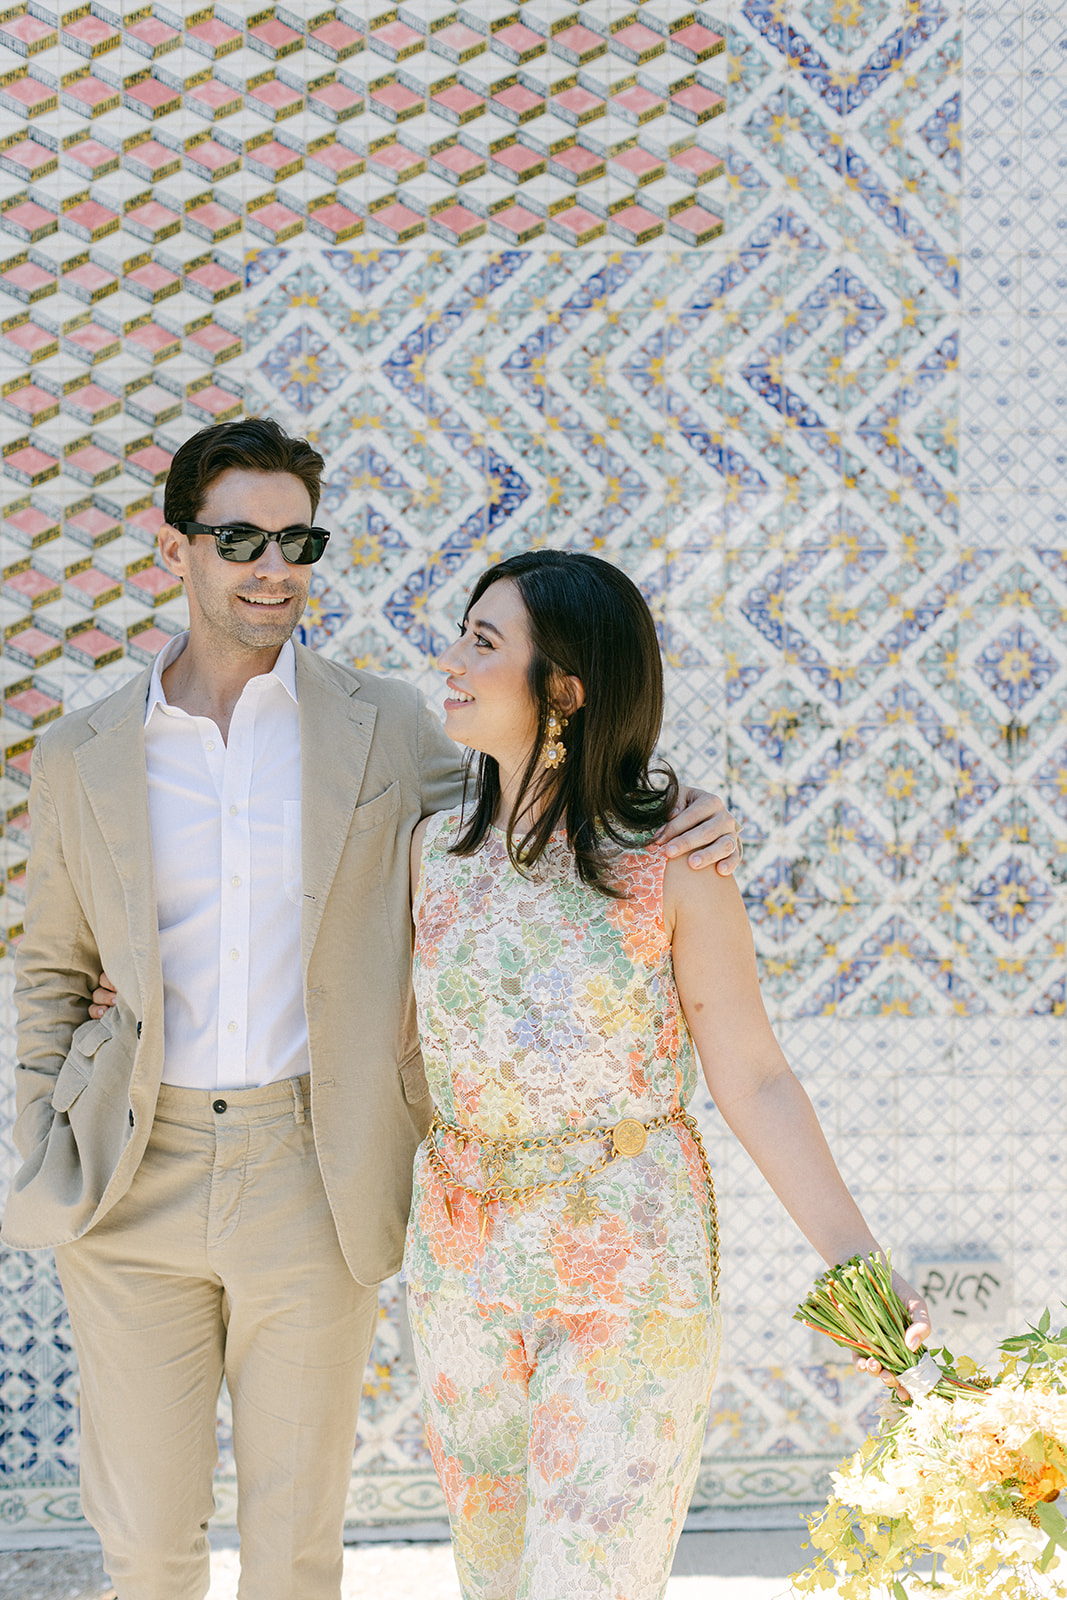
[662,845,746,933]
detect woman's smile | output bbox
[437,580,539,773]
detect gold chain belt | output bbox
[426,1106,720,1296]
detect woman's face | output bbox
[437,578,540,772]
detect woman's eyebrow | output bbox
[470,618,504,639]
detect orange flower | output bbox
[426,1420,524,1530]
[502,1331,534,1386]
[1015,1449,1067,1507]
[530,1395,586,1483]
[414,882,462,963]
[604,874,667,967]
[1020,1465,1067,1505]
[418,1179,485,1273]
[959,1431,1015,1486]
[424,1420,460,1501]
[550,1216,635,1303]
[432,1371,460,1408]
[454,1478,525,1575]
[960,1428,1067,1505]
[628,1049,650,1096]
[555,1310,627,1353]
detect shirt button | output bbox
[213,1099,227,1114]
[229,805,238,816]
[227,1021,238,1033]
[229,949,239,961]
[231,876,241,887]
[205,740,215,752]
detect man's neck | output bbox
[161,633,287,744]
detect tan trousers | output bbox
[54,1075,378,1600]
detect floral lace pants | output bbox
[408,1283,721,1600]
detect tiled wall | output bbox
[0,0,1064,1539]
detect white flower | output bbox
[831,1454,913,1517]
[997,1518,1046,1564]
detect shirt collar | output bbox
[145,633,299,726]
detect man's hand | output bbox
[853,1273,932,1402]
[89,973,117,1019]
[658,788,741,875]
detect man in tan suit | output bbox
[3,419,739,1600]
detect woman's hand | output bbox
[658,787,741,875]
[853,1272,932,1401]
[89,972,117,1020]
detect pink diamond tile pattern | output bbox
[0,2,723,1009]
[0,0,726,255]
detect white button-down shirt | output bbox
[144,632,309,1090]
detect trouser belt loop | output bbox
[290,1077,307,1126]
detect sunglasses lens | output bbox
[210,527,329,563]
[278,531,327,564]
[215,530,265,562]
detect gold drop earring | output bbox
[541,709,568,770]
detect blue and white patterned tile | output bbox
[1021,5,1067,75]
[964,5,1025,72]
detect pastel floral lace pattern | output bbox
[406,814,721,1598]
[412,813,698,1140]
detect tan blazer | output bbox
[2,644,464,1285]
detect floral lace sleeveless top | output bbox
[407,813,716,1316]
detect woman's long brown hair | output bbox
[450,550,679,897]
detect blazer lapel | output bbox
[73,665,160,1009]
[295,645,376,968]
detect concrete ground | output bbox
[0,1528,816,1599]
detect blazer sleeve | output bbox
[416,690,466,818]
[11,740,101,1162]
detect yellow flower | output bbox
[578,1343,639,1404]
[472,1078,524,1137]
[634,1310,707,1378]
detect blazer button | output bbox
[136,1021,142,1038]
[213,1099,227,1114]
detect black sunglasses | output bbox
[177,521,331,564]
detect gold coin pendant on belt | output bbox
[612,1118,648,1158]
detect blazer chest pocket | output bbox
[350,781,399,836]
[52,1017,114,1113]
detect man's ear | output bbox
[157,521,187,580]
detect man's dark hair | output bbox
[451,550,679,896]
[163,418,325,528]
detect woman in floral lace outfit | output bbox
[406,552,929,1600]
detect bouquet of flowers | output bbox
[792,1254,1067,1600]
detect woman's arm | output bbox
[665,858,930,1368]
